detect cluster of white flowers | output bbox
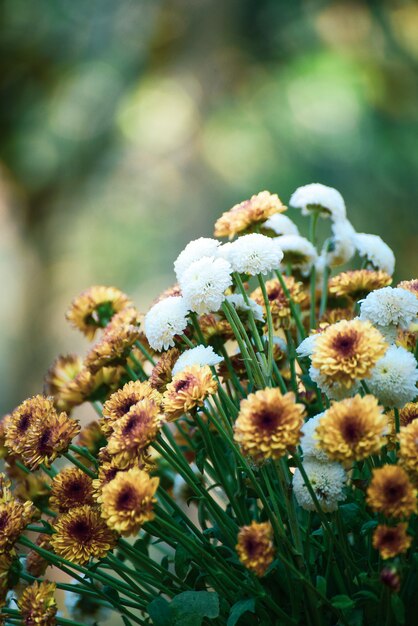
[360,286,418,339]
[225,293,265,322]
[353,233,395,275]
[296,334,317,359]
[293,459,347,512]
[264,213,299,236]
[300,414,330,463]
[290,183,346,221]
[172,345,223,376]
[309,365,360,401]
[367,345,418,408]
[179,256,233,315]
[174,237,221,281]
[144,296,189,351]
[222,233,283,276]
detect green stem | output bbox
[63,452,96,478]
[134,340,156,366]
[274,270,306,340]
[257,274,275,378]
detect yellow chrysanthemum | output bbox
[101,380,162,436]
[149,348,180,392]
[234,388,305,462]
[214,191,286,239]
[236,521,275,577]
[106,398,164,468]
[198,313,234,344]
[66,286,132,340]
[21,410,80,471]
[319,307,354,326]
[311,319,387,388]
[85,324,141,373]
[49,468,95,513]
[51,505,117,565]
[366,465,417,519]
[100,468,159,536]
[315,395,386,464]
[251,276,307,329]
[399,420,418,477]
[163,365,218,421]
[372,523,412,560]
[328,270,392,300]
[0,499,33,554]
[5,395,55,456]
[17,580,57,625]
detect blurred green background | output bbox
[1,0,418,417]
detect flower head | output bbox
[17,581,57,626]
[144,296,189,352]
[360,287,418,336]
[234,388,305,462]
[172,345,223,376]
[179,256,232,314]
[329,270,392,300]
[51,505,117,565]
[323,219,356,267]
[251,276,307,329]
[174,238,221,281]
[225,294,265,322]
[223,233,283,275]
[214,191,286,239]
[293,459,346,512]
[397,279,418,298]
[290,183,346,220]
[49,468,95,513]
[198,312,234,344]
[300,414,330,462]
[263,213,299,236]
[163,365,218,421]
[25,534,53,578]
[354,233,395,275]
[373,523,412,560]
[21,410,80,470]
[278,235,317,274]
[311,319,387,389]
[149,348,180,392]
[5,395,56,456]
[236,521,275,576]
[66,286,132,340]
[309,366,361,401]
[102,380,162,436]
[100,468,159,536]
[85,324,141,373]
[0,499,33,554]
[366,465,417,519]
[399,420,418,477]
[367,345,418,408]
[315,395,386,463]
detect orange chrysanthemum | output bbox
[5,395,55,456]
[163,365,218,421]
[234,388,305,462]
[372,523,412,560]
[51,505,117,565]
[328,270,392,300]
[100,468,159,536]
[66,286,132,340]
[17,580,57,626]
[236,521,275,576]
[149,348,180,392]
[315,395,386,464]
[366,465,417,519]
[21,410,80,471]
[85,324,141,373]
[101,380,162,436]
[49,468,95,513]
[311,319,387,388]
[214,191,286,239]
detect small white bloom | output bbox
[172,345,223,376]
[301,414,330,463]
[309,365,360,400]
[278,234,318,274]
[144,296,188,351]
[225,233,283,276]
[359,287,418,334]
[296,334,317,358]
[354,233,395,275]
[290,183,346,221]
[65,583,111,625]
[174,237,221,282]
[180,256,233,314]
[367,345,418,408]
[293,459,347,512]
[323,219,356,267]
[226,293,265,322]
[264,213,299,236]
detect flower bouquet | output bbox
[1,184,417,626]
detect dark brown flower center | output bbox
[332,331,358,358]
[69,519,93,542]
[254,408,281,431]
[341,417,364,443]
[37,429,53,454]
[385,481,405,503]
[244,535,260,557]
[17,412,31,433]
[116,486,139,511]
[175,378,192,393]
[115,395,139,418]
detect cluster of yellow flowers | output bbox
[0,184,417,625]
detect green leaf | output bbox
[148,597,172,626]
[391,595,405,625]
[171,591,219,622]
[227,598,256,626]
[174,543,191,578]
[339,503,365,531]
[360,520,378,536]
[316,575,327,596]
[331,595,355,610]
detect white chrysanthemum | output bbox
[225,293,265,322]
[264,213,299,236]
[293,459,347,512]
[65,582,111,625]
[225,233,283,275]
[324,219,356,267]
[354,233,395,275]
[296,334,317,358]
[301,414,330,462]
[144,296,189,351]
[367,345,418,408]
[179,256,233,314]
[172,345,223,376]
[174,238,221,281]
[309,365,360,401]
[289,183,346,221]
[360,287,418,335]
[278,234,318,274]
